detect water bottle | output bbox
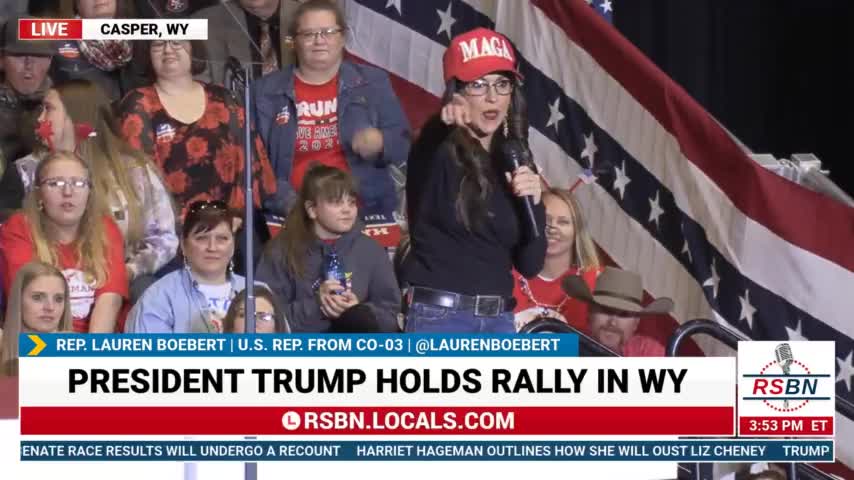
[324,250,348,293]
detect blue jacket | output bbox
[124,268,251,333]
[251,61,410,217]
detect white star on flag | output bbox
[385,0,402,15]
[680,221,692,263]
[837,350,854,392]
[436,2,456,39]
[601,0,613,14]
[739,290,757,330]
[648,190,664,228]
[546,98,565,132]
[702,259,720,299]
[785,319,807,342]
[580,132,597,169]
[681,240,692,263]
[613,161,630,200]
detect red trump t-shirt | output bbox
[0,213,128,333]
[290,74,349,189]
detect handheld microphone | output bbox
[775,343,793,374]
[774,343,794,408]
[501,139,539,238]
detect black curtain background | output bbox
[614,0,854,197]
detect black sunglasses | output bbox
[188,200,229,214]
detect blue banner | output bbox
[20,440,833,462]
[18,334,578,357]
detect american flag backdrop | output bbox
[341,0,854,474]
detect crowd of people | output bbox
[0,0,676,376]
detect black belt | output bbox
[408,287,515,317]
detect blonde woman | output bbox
[0,262,72,376]
[16,79,177,298]
[0,151,128,333]
[512,188,602,332]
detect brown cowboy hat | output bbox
[561,266,674,315]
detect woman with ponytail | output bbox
[15,79,177,299]
[400,28,546,333]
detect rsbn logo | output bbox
[742,342,831,412]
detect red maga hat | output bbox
[443,27,523,84]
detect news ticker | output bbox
[21,440,834,463]
[17,335,836,463]
[19,18,207,40]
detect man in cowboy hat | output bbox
[562,266,673,357]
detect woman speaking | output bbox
[400,28,546,333]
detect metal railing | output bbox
[521,318,847,480]
[666,319,844,480]
[519,318,616,357]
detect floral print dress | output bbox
[117,83,277,219]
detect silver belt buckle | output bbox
[474,295,502,317]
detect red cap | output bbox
[443,27,522,84]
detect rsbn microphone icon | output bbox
[775,343,794,409]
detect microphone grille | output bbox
[775,343,793,364]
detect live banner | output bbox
[17,334,834,464]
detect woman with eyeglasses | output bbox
[0,261,72,376]
[0,151,128,333]
[251,0,410,218]
[511,188,602,332]
[125,201,264,333]
[116,39,279,220]
[13,79,178,301]
[222,285,290,334]
[399,28,546,333]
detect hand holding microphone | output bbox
[505,166,542,205]
[503,139,541,238]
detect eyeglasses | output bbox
[151,40,186,52]
[188,200,229,214]
[39,177,91,191]
[463,78,514,97]
[293,27,344,43]
[239,311,275,325]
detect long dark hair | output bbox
[278,164,358,279]
[441,74,531,230]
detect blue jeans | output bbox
[404,302,515,333]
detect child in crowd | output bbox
[222,285,290,334]
[256,164,401,333]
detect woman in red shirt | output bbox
[116,39,279,219]
[512,187,602,332]
[0,151,128,333]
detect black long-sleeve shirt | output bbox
[401,117,546,298]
